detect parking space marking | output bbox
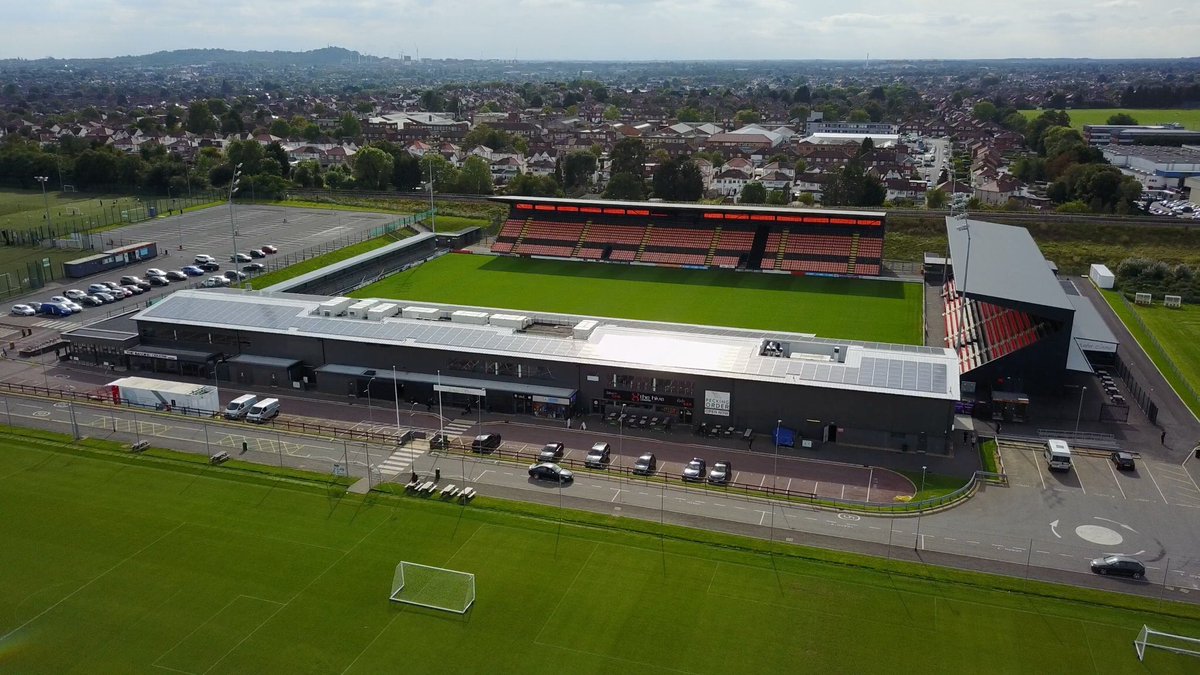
[1106,460,1127,500]
[1142,462,1172,505]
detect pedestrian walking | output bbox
[1161,429,1167,445]
[580,421,587,431]
[566,417,572,429]
[995,422,1002,435]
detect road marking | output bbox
[1142,462,1171,505]
[1037,460,1046,490]
[757,510,768,526]
[610,489,622,503]
[865,467,873,502]
[840,484,845,499]
[1075,467,1086,495]
[1106,460,1127,499]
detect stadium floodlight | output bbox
[389,561,475,614]
[1135,624,1200,663]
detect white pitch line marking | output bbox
[1143,462,1171,505]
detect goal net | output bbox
[1135,624,1200,662]
[389,561,475,614]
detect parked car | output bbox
[11,304,36,316]
[231,253,252,263]
[194,254,217,264]
[121,284,144,295]
[708,460,733,485]
[242,262,266,273]
[224,270,248,281]
[92,291,116,304]
[119,275,151,290]
[538,442,565,462]
[165,270,188,281]
[181,265,206,277]
[88,283,113,295]
[1090,555,1145,579]
[63,289,89,301]
[585,442,611,468]
[429,433,450,450]
[632,453,657,476]
[146,275,170,287]
[528,462,574,484]
[38,302,73,316]
[100,281,127,294]
[202,276,230,288]
[1111,451,1136,470]
[682,458,707,482]
[261,244,278,254]
[471,433,502,453]
[199,261,221,272]
[145,268,168,278]
[247,248,266,258]
[49,296,82,312]
[78,295,103,307]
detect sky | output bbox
[4,0,1199,61]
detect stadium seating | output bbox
[942,279,1048,373]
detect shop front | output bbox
[599,388,695,424]
[124,345,220,378]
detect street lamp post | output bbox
[955,218,971,292]
[364,375,377,424]
[393,366,402,444]
[427,156,437,233]
[914,465,928,550]
[35,176,51,234]
[228,163,243,273]
[1074,386,1087,439]
[770,419,781,546]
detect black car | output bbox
[78,295,103,307]
[471,433,501,453]
[165,270,188,281]
[528,462,574,483]
[682,458,707,482]
[231,253,252,263]
[199,261,221,272]
[146,275,170,287]
[224,270,248,281]
[1090,555,1145,579]
[632,453,657,476]
[538,442,565,462]
[248,248,266,258]
[1111,451,1135,470]
[119,275,151,290]
[429,433,450,450]
[243,262,266,273]
[708,460,733,484]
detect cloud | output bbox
[0,0,1197,60]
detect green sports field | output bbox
[1101,290,1200,418]
[352,254,923,344]
[1019,108,1200,131]
[4,435,1200,674]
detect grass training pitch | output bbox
[353,254,923,344]
[3,435,1200,673]
[1019,108,1200,131]
[1101,290,1200,418]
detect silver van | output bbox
[224,394,259,420]
[1044,439,1072,471]
[246,397,280,423]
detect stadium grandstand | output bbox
[488,197,886,276]
[940,216,1117,395]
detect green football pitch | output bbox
[353,254,924,344]
[3,436,1200,674]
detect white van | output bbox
[1044,439,1072,471]
[246,398,280,423]
[224,394,258,420]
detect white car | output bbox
[203,275,230,288]
[145,268,168,278]
[64,289,89,301]
[49,296,83,312]
[11,304,36,316]
[194,254,217,264]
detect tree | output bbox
[455,156,494,195]
[562,151,597,190]
[463,125,528,154]
[269,119,292,138]
[506,173,561,197]
[185,101,217,134]
[821,161,886,207]
[652,157,704,202]
[766,189,790,205]
[73,148,119,189]
[1107,112,1139,125]
[972,101,998,123]
[925,188,948,209]
[740,182,767,204]
[265,142,289,177]
[337,112,362,139]
[734,109,761,125]
[848,108,871,123]
[592,86,609,103]
[603,172,646,200]
[603,105,621,121]
[418,154,459,192]
[392,153,422,191]
[353,146,393,190]
[292,160,323,188]
[609,138,647,178]
[225,139,265,176]
[1001,111,1028,134]
[220,110,244,134]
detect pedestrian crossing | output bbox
[377,446,426,476]
[34,319,80,331]
[440,418,474,440]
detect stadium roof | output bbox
[946,216,1074,313]
[489,196,884,220]
[261,233,436,293]
[135,289,959,402]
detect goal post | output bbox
[1135,624,1200,662]
[389,561,475,614]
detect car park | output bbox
[64,289,89,301]
[181,265,205,277]
[224,270,248,281]
[147,275,170,287]
[585,442,611,468]
[165,270,188,281]
[538,442,565,462]
[261,244,278,254]
[1090,555,1145,579]
[708,460,732,484]
[231,253,252,263]
[528,462,574,483]
[145,268,168,278]
[242,262,266,273]
[632,453,657,476]
[11,304,36,316]
[471,433,502,453]
[1111,451,1136,470]
[202,276,230,288]
[50,296,82,312]
[194,254,216,264]
[682,458,707,482]
[248,249,266,258]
